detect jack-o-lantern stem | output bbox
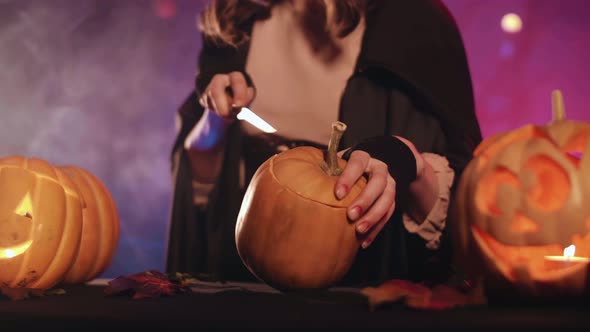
[552,89,566,122]
[321,121,347,176]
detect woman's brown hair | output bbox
[198,0,374,47]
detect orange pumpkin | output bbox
[0,156,84,289]
[60,165,120,284]
[454,90,590,300]
[235,122,366,291]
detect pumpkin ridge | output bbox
[32,189,69,288]
[32,168,83,289]
[83,170,108,280]
[60,166,120,284]
[62,167,102,283]
[80,170,104,279]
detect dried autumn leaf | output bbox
[104,270,192,299]
[360,279,486,311]
[361,279,430,310]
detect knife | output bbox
[235,107,277,133]
[225,86,276,133]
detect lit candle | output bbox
[544,245,590,270]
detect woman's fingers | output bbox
[199,72,255,119]
[347,159,389,223]
[334,150,370,200]
[350,158,394,230]
[228,71,249,107]
[356,175,396,245]
[336,150,397,247]
[206,74,233,118]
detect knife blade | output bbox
[224,86,276,133]
[235,107,276,133]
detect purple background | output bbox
[1,0,588,279]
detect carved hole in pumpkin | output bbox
[510,212,539,234]
[562,129,588,168]
[14,192,33,219]
[523,155,570,212]
[475,167,519,216]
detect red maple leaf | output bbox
[360,279,486,311]
[104,270,191,299]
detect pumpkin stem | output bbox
[321,121,347,176]
[551,89,566,122]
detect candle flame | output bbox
[564,244,576,257]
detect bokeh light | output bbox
[501,13,523,33]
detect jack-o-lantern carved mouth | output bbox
[472,224,590,281]
[0,193,34,259]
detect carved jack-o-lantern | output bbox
[454,90,590,299]
[0,156,84,289]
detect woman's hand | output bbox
[334,136,425,249]
[199,71,256,121]
[335,150,396,249]
[185,71,255,153]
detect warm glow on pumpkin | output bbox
[0,156,85,289]
[0,157,120,289]
[0,240,33,259]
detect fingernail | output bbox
[335,184,349,200]
[362,238,373,249]
[349,206,362,221]
[356,220,369,233]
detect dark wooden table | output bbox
[0,279,588,330]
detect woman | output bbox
[166,0,482,286]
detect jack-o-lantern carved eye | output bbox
[474,154,571,218]
[475,166,519,216]
[523,155,570,212]
[14,192,33,219]
[562,129,588,167]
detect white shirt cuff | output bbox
[402,152,455,250]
